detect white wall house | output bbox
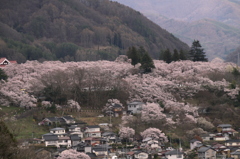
[127,101,145,114]
[84,125,101,137]
[50,127,65,134]
[69,125,81,132]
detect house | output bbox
[140,136,164,151]
[62,116,75,124]
[111,103,124,117]
[225,140,240,147]
[42,133,58,147]
[38,116,76,126]
[50,127,66,137]
[134,151,149,159]
[200,133,215,141]
[198,146,217,159]
[38,117,61,126]
[127,101,145,114]
[84,137,106,146]
[104,103,124,117]
[164,149,184,159]
[0,57,17,67]
[217,124,232,133]
[69,125,81,132]
[57,136,71,148]
[190,139,202,150]
[70,134,81,146]
[230,149,240,159]
[75,142,90,152]
[102,132,117,143]
[217,124,238,137]
[68,125,83,138]
[214,133,229,141]
[92,145,109,157]
[84,125,101,138]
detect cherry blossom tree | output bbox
[141,128,168,143]
[141,102,166,123]
[119,126,135,140]
[102,99,123,115]
[57,149,90,159]
[67,99,81,111]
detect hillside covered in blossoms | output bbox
[1,56,240,139]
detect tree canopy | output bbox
[189,40,208,62]
[127,46,155,73]
[0,68,8,81]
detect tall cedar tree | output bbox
[127,46,139,66]
[172,49,180,61]
[162,49,172,64]
[140,52,155,73]
[189,40,208,62]
[0,68,8,81]
[179,49,187,60]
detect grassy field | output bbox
[0,106,122,140]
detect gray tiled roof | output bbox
[63,116,74,120]
[218,124,232,128]
[50,127,65,131]
[198,147,213,153]
[165,150,184,155]
[86,125,100,128]
[70,135,80,141]
[43,135,58,141]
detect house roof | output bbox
[198,146,215,153]
[165,150,184,155]
[102,132,116,136]
[70,135,80,141]
[112,103,123,108]
[69,125,78,129]
[86,125,100,129]
[63,116,74,120]
[226,139,240,143]
[218,124,232,128]
[43,135,58,141]
[58,136,70,140]
[231,150,240,155]
[190,139,201,143]
[45,117,59,122]
[142,137,152,142]
[50,127,65,131]
[86,153,97,158]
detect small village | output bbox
[17,101,240,159]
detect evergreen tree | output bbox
[179,49,187,60]
[172,49,179,61]
[0,68,8,81]
[162,49,172,64]
[189,40,208,62]
[127,46,139,67]
[140,52,155,73]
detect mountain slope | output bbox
[112,0,240,60]
[0,0,189,62]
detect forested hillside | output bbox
[0,0,189,63]
[112,0,240,61]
